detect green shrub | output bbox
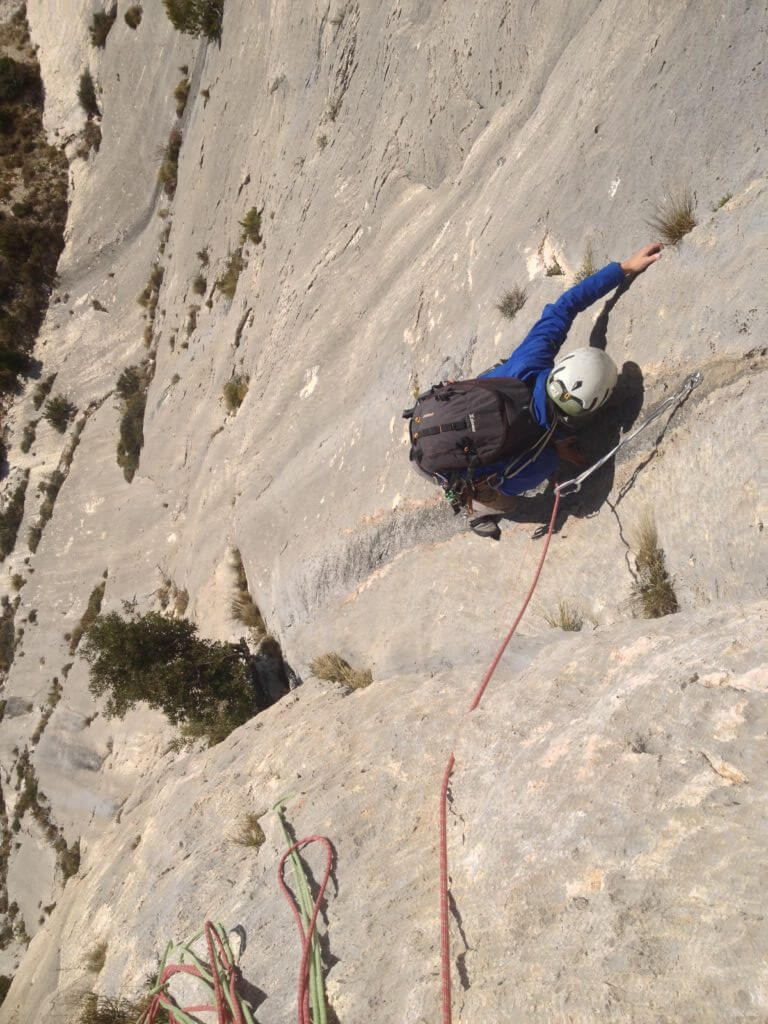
[0,56,32,102]
[173,77,190,117]
[82,605,261,744]
[43,394,76,432]
[58,838,80,881]
[78,118,102,159]
[20,420,37,453]
[222,373,249,411]
[239,206,263,245]
[124,5,143,29]
[32,373,56,409]
[115,364,143,401]
[0,472,29,560]
[77,70,99,118]
[216,248,244,299]
[310,652,372,690]
[117,391,147,482]
[496,285,526,319]
[89,7,117,48]
[69,579,107,654]
[157,128,183,197]
[647,188,696,245]
[162,0,225,40]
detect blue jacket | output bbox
[477,261,626,494]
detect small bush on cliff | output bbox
[216,248,244,299]
[162,0,224,40]
[0,471,29,560]
[158,128,183,197]
[43,394,76,432]
[124,5,143,29]
[81,604,260,744]
[77,70,100,118]
[89,7,118,48]
[0,56,33,102]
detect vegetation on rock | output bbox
[162,0,225,40]
[647,188,697,245]
[82,604,264,744]
[310,652,373,690]
[43,394,76,433]
[496,285,526,319]
[89,7,118,48]
[0,472,29,560]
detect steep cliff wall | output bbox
[0,0,766,1019]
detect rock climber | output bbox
[405,243,663,519]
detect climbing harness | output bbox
[438,368,703,1024]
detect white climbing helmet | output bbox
[546,347,618,417]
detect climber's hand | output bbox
[620,243,664,274]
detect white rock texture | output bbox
[0,0,766,1020]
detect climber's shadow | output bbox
[495,361,644,532]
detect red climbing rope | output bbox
[278,835,335,1024]
[439,490,562,1024]
[139,920,245,1024]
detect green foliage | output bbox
[496,285,526,319]
[69,579,107,654]
[0,472,29,560]
[32,373,56,409]
[0,56,33,102]
[117,392,147,482]
[0,596,16,672]
[20,419,38,453]
[631,513,679,618]
[647,188,697,245]
[43,394,76,432]
[162,0,225,40]
[222,373,249,411]
[77,70,99,118]
[124,5,143,29]
[89,7,117,48]
[81,605,260,744]
[310,652,372,690]
[713,192,732,211]
[28,468,65,553]
[158,128,183,197]
[115,364,143,401]
[239,206,263,245]
[216,248,244,299]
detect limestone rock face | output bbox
[0,0,766,1020]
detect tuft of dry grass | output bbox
[239,206,263,245]
[84,940,108,973]
[543,600,583,632]
[232,811,265,849]
[712,192,732,211]
[573,242,596,283]
[157,128,183,197]
[496,285,527,320]
[630,513,679,618]
[310,652,372,690]
[173,77,190,117]
[230,548,265,631]
[545,256,564,277]
[646,188,696,245]
[72,992,146,1024]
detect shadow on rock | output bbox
[497,360,645,535]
